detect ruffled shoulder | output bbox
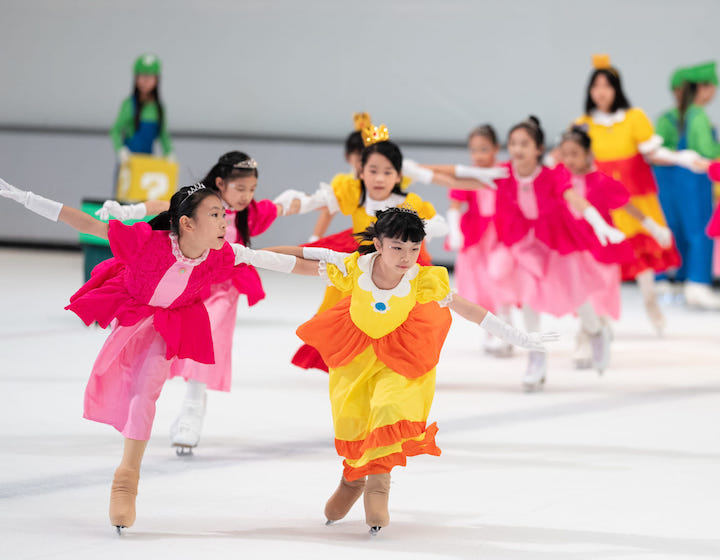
[415,265,451,304]
[108,220,154,263]
[330,173,362,215]
[247,199,279,236]
[404,192,436,219]
[627,107,654,144]
[324,251,360,293]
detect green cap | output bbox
[682,61,718,86]
[669,67,687,90]
[133,53,161,76]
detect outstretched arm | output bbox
[622,202,673,248]
[447,293,559,351]
[0,177,109,239]
[563,189,625,246]
[95,199,170,221]
[403,159,508,189]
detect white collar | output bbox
[363,193,406,216]
[590,109,627,127]
[357,253,418,313]
[169,232,210,265]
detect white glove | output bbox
[446,208,464,251]
[0,177,63,221]
[94,200,147,221]
[454,164,508,189]
[402,159,434,184]
[302,247,350,275]
[273,189,308,214]
[642,217,673,248]
[583,206,626,246]
[480,312,559,352]
[232,244,297,273]
[654,147,703,171]
[118,147,131,164]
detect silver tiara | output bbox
[233,158,258,169]
[182,182,206,202]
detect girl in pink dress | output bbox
[556,126,674,367]
[488,117,628,390]
[97,151,284,453]
[0,177,316,532]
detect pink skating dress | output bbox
[563,165,635,319]
[447,186,515,312]
[66,220,242,440]
[491,162,613,317]
[168,199,278,391]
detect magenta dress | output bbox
[167,199,278,391]
[489,162,620,317]
[66,220,244,440]
[447,186,513,312]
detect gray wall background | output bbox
[1,0,719,264]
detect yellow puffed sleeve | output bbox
[330,174,362,216]
[415,265,451,304]
[404,192,437,220]
[325,251,359,293]
[628,107,655,145]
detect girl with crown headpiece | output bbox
[95,151,291,454]
[574,55,695,332]
[274,121,465,372]
[0,176,320,532]
[264,207,557,535]
[653,61,720,309]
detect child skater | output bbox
[574,55,695,333]
[273,122,457,372]
[266,207,558,535]
[110,53,174,164]
[96,151,285,454]
[484,116,628,389]
[557,126,673,367]
[0,177,317,532]
[417,124,516,356]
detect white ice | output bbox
[1,247,719,560]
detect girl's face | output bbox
[217,175,257,212]
[360,152,401,201]
[135,74,158,95]
[695,83,717,105]
[346,151,363,177]
[374,236,422,274]
[468,135,499,167]
[559,140,592,175]
[507,128,542,168]
[182,195,227,250]
[590,73,616,113]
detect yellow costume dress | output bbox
[293,174,439,371]
[575,108,680,279]
[297,252,452,481]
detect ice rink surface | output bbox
[1,247,719,560]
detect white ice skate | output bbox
[684,282,720,310]
[588,324,611,375]
[522,351,547,392]
[170,393,207,456]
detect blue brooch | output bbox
[373,301,388,313]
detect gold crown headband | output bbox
[353,112,372,131]
[592,53,618,77]
[362,124,390,146]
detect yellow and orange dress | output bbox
[293,174,439,371]
[297,252,452,481]
[575,108,681,279]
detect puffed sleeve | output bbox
[404,192,437,219]
[415,265,451,304]
[550,164,573,197]
[629,108,655,145]
[601,175,631,210]
[107,220,153,263]
[247,199,279,236]
[323,251,359,293]
[449,189,470,203]
[331,174,362,215]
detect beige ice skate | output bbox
[364,472,391,535]
[324,475,366,523]
[109,466,140,533]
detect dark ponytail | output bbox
[354,207,426,254]
[200,151,258,246]
[677,82,699,129]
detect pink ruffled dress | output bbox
[447,187,510,312]
[490,162,613,317]
[168,199,278,391]
[564,166,635,319]
[66,220,242,440]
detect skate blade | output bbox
[325,519,335,526]
[115,525,126,536]
[369,526,381,536]
[173,444,195,456]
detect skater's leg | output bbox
[110,438,147,530]
[636,269,665,334]
[521,306,546,391]
[325,475,366,523]
[364,472,391,533]
[576,302,611,374]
